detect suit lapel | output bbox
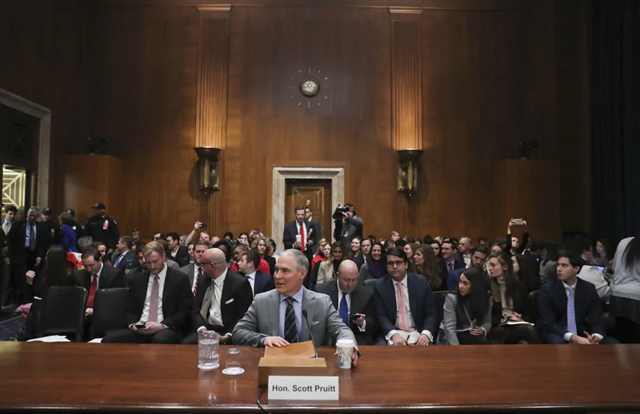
[267,290,280,337]
[99,266,112,289]
[383,277,397,322]
[162,270,172,311]
[406,274,418,321]
[301,288,316,343]
[327,281,339,309]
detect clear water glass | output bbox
[198,330,220,370]
[222,348,244,375]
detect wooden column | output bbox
[195,6,230,235]
[390,8,423,151]
[390,8,423,233]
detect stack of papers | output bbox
[27,335,71,343]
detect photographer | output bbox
[333,204,363,252]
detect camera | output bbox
[332,204,350,220]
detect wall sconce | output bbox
[194,147,221,194]
[397,149,424,199]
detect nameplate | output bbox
[268,376,339,400]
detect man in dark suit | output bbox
[373,247,437,346]
[167,232,189,267]
[237,251,275,296]
[178,240,209,297]
[112,236,139,273]
[448,246,489,290]
[7,206,47,304]
[315,260,376,345]
[538,251,617,344]
[103,241,193,344]
[283,206,314,260]
[183,248,253,344]
[1,204,17,308]
[438,239,466,282]
[333,203,363,253]
[39,207,60,254]
[305,206,322,254]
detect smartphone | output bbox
[135,323,147,329]
[350,313,363,320]
[200,222,207,229]
[511,218,524,225]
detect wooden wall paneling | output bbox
[390,8,423,238]
[195,6,231,236]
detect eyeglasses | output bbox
[387,260,405,267]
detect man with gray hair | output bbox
[233,249,359,365]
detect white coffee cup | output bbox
[295,235,302,245]
[336,339,354,369]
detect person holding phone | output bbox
[315,260,377,345]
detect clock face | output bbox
[300,79,319,97]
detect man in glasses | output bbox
[373,247,437,346]
[183,248,252,344]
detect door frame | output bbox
[0,88,51,208]
[272,167,344,250]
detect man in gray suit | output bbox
[233,249,359,366]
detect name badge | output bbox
[268,376,339,400]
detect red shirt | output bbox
[230,258,271,274]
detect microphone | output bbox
[302,309,319,358]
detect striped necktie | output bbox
[284,297,298,343]
[566,287,577,336]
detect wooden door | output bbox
[285,179,332,247]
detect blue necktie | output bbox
[566,287,577,336]
[339,293,349,325]
[114,254,123,267]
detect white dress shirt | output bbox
[92,263,104,288]
[291,221,309,249]
[141,264,168,323]
[562,279,603,342]
[385,274,433,343]
[244,271,256,296]
[207,269,227,327]
[337,290,366,332]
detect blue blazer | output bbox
[254,271,275,296]
[60,225,77,253]
[538,278,606,338]
[373,272,437,337]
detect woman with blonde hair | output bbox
[311,238,329,272]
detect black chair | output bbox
[90,288,128,339]
[39,286,87,342]
[529,290,540,323]
[363,279,376,293]
[432,290,450,339]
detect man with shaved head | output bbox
[233,250,359,366]
[315,260,377,345]
[183,248,252,344]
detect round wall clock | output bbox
[300,79,319,97]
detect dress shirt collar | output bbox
[394,274,408,289]
[95,263,104,278]
[562,279,577,290]
[280,286,304,304]
[245,271,256,281]
[213,268,227,288]
[152,263,168,281]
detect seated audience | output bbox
[448,246,489,290]
[155,239,179,269]
[348,237,362,260]
[316,242,343,285]
[403,242,416,264]
[373,247,437,346]
[178,240,209,296]
[166,232,189,267]
[437,267,492,345]
[456,237,473,268]
[76,247,126,311]
[538,251,617,344]
[315,260,376,345]
[358,241,386,282]
[353,238,372,270]
[487,253,539,344]
[593,238,611,267]
[112,236,139,272]
[251,236,275,275]
[438,239,465,280]
[103,242,193,344]
[183,248,252,345]
[232,249,357,362]
[430,240,441,257]
[610,237,640,344]
[414,244,447,291]
[513,254,541,293]
[237,250,275,296]
[311,239,329,272]
[540,241,563,284]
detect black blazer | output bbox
[191,270,253,335]
[124,267,193,331]
[7,220,47,264]
[263,255,276,276]
[76,264,126,291]
[306,218,322,253]
[537,278,605,338]
[113,250,139,271]
[253,270,275,296]
[283,220,311,253]
[315,279,377,345]
[437,257,465,276]
[373,272,437,338]
[491,280,532,325]
[167,246,189,268]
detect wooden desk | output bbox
[1,343,639,412]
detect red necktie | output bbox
[194,267,203,296]
[29,224,36,251]
[87,275,98,308]
[299,223,305,252]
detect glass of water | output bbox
[222,348,244,375]
[198,330,220,370]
